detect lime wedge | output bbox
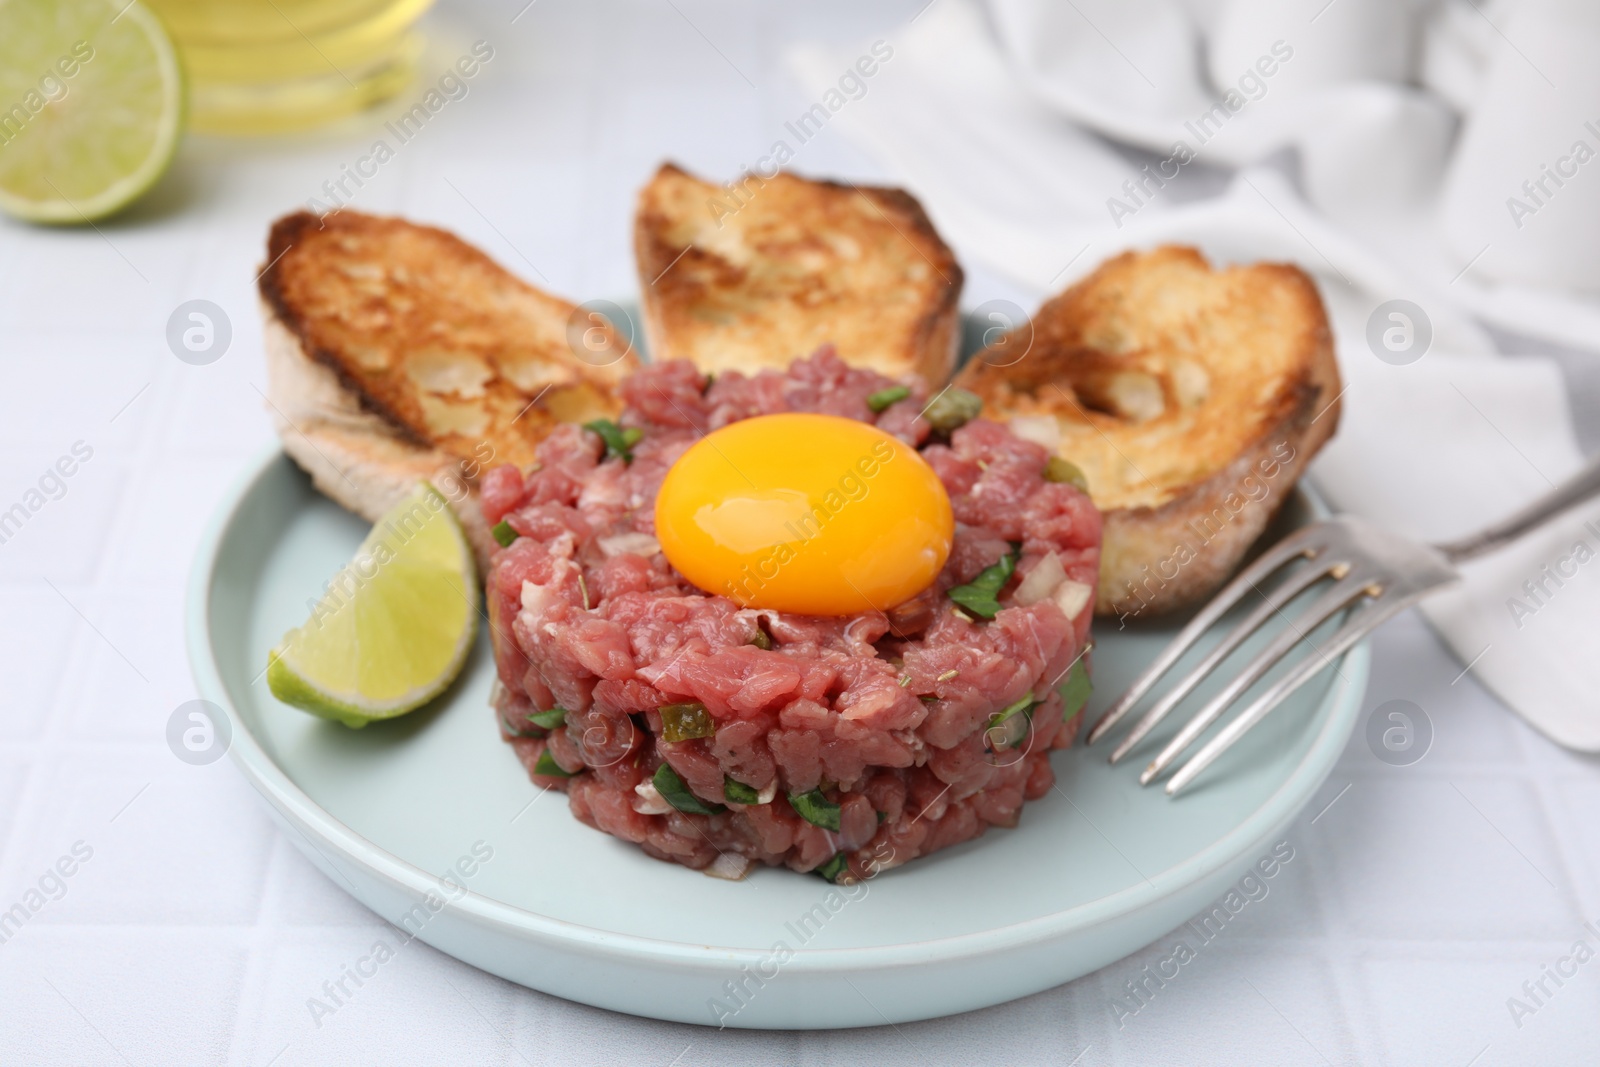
[268,484,479,728]
[0,0,184,224]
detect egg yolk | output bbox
[654,413,954,616]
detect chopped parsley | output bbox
[986,694,1035,750]
[528,706,568,730]
[1059,658,1092,721]
[533,750,577,778]
[947,546,1019,619]
[867,385,911,412]
[815,853,850,883]
[788,789,842,832]
[585,419,645,464]
[653,763,726,815]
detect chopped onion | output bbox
[1054,580,1093,619]
[519,579,551,614]
[705,853,752,880]
[1013,551,1066,606]
[599,532,661,558]
[1009,415,1061,451]
[632,780,673,815]
[757,779,778,805]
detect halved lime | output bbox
[0,0,184,224]
[267,484,479,728]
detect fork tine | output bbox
[1105,555,1335,764]
[1086,525,1327,746]
[1164,597,1394,795]
[1138,572,1376,786]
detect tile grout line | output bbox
[223,830,295,1067]
[1519,758,1599,921]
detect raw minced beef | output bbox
[484,348,1100,881]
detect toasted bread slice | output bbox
[259,210,638,564]
[955,246,1340,618]
[634,162,962,387]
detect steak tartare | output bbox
[483,349,1101,882]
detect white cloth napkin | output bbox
[967,0,1600,351]
[787,0,1600,750]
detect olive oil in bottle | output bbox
[144,0,435,133]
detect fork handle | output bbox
[1437,454,1600,563]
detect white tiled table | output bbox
[1,2,1597,1063]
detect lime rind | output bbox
[0,0,186,224]
[267,483,479,728]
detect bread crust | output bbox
[634,162,962,387]
[257,209,638,571]
[261,308,497,567]
[956,246,1341,617]
[260,210,635,472]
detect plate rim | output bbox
[187,442,1369,974]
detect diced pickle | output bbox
[660,702,715,742]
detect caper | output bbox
[1044,456,1089,493]
[923,388,982,432]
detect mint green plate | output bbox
[187,446,1364,1028]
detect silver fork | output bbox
[1086,456,1600,796]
